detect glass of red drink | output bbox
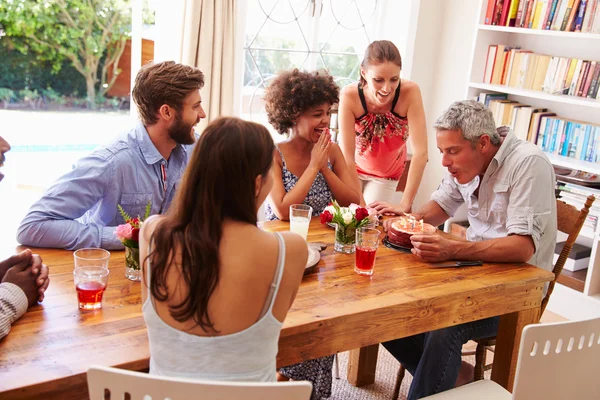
[74,266,109,310]
[73,248,110,310]
[355,227,381,276]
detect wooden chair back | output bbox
[542,195,595,314]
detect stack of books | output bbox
[484,0,600,33]
[556,182,600,233]
[483,45,600,99]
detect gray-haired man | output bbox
[374,100,557,399]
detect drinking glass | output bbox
[289,204,313,240]
[73,248,110,310]
[73,266,109,310]
[73,248,110,269]
[355,227,381,276]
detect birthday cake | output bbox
[387,216,436,248]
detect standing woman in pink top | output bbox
[338,40,428,214]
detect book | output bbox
[563,58,579,94]
[574,60,590,96]
[582,0,598,32]
[530,111,557,144]
[581,61,597,97]
[493,0,507,25]
[587,63,600,98]
[516,0,528,26]
[478,92,508,107]
[593,2,600,32]
[491,45,508,84]
[500,0,514,25]
[574,0,589,31]
[514,106,534,140]
[483,45,498,84]
[506,0,521,25]
[567,59,584,95]
[542,56,560,93]
[524,0,538,27]
[485,0,498,24]
[532,54,552,91]
[524,54,540,89]
[553,0,571,29]
[546,0,563,29]
[553,242,591,271]
[562,0,579,30]
[532,0,549,28]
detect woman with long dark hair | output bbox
[140,117,308,381]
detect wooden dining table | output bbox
[0,218,553,399]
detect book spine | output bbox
[579,125,591,160]
[501,0,514,25]
[526,0,536,26]
[485,0,497,24]
[546,0,562,28]
[516,0,527,25]
[582,0,597,32]
[574,0,589,30]
[587,63,600,98]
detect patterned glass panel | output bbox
[242,0,379,128]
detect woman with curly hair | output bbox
[263,69,359,399]
[338,40,428,212]
[264,68,360,223]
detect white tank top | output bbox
[142,232,286,382]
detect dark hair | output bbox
[360,40,402,87]
[263,69,339,134]
[132,61,205,125]
[148,117,275,332]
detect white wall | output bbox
[399,0,480,210]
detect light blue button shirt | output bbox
[17,122,195,250]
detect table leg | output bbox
[347,344,379,386]
[491,307,540,391]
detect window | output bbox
[240,0,381,129]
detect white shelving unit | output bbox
[466,0,600,318]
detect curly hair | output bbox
[263,69,340,134]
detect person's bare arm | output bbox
[321,143,361,206]
[268,136,330,220]
[397,82,428,213]
[338,85,365,205]
[411,233,535,263]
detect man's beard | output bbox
[168,112,196,145]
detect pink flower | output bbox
[349,203,360,213]
[115,223,133,240]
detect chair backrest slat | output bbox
[542,195,595,314]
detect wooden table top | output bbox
[0,218,554,399]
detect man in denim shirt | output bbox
[17,61,206,250]
[376,100,557,400]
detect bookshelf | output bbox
[466,0,600,316]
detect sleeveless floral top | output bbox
[354,82,409,180]
[264,148,333,221]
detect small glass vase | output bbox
[125,246,141,281]
[334,224,356,254]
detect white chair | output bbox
[87,365,312,400]
[420,316,600,399]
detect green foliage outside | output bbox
[0,0,155,109]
